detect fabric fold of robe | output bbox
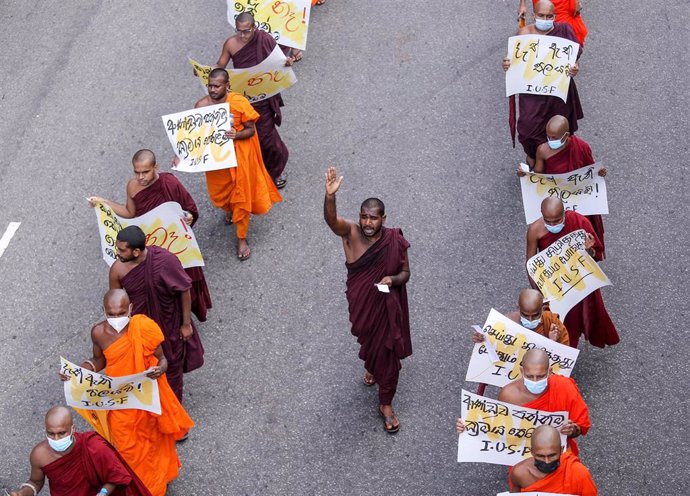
[121,246,204,400]
[232,29,289,180]
[204,92,282,239]
[538,211,619,348]
[516,23,584,159]
[522,450,598,495]
[523,374,591,456]
[42,431,151,496]
[133,172,213,321]
[543,135,605,259]
[533,0,588,46]
[345,227,411,405]
[104,314,194,496]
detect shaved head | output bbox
[522,348,550,369]
[209,68,229,83]
[236,12,255,25]
[546,115,569,138]
[45,406,72,428]
[104,288,129,308]
[531,425,561,451]
[541,197,564,218]
[534,0,555,15]
[518,289,544,315]
[132,149,156,166]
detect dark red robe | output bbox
[42,432,151,496]
[133,172,213,321]
[543,135,605,259]
[516,23,584,159]
[537,211,619,348]
[346,227,412,405]
[233,29,289,180]
[121,246,205,400]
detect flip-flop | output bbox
[275,177,287,189]
[363,373,376,387]
[237,246,251,261]
[378,406,400,434]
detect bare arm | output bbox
[323,167,353,237]
[379,250,410,287]
[88,181,137,218]
[147,345,168,379]
[227,120,256,140]
[533,148,546,173]
[108,264,123,289]
[216,39,233,68]
[517,0,527,19]
[11,449,46,496]
[179,290,193,341]
[85,327,107,372]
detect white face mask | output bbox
[47,429,74,452]
[107,316,130,332]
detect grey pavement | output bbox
[0,0,688,495]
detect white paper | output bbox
[376,284,390,293]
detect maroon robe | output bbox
[42,432,151,496]
[543,135,606,259]
[233,29,289,180]
[537,211,619,348]
[516,23,584,159]
[133,172,213,321]
[121,246,204,400]
[346,227,412,405]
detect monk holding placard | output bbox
[188,68,282,261]
[510,425,598,494]
[504,0,583,167]
[61,290,193,496]
[89,149,212,321]
[527,197,619,347]
[216,12,293,189]
[518,0,588,46]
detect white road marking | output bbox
[0,222,21,258]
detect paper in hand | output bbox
[375,284,390,294]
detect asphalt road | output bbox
[0,1,688,495]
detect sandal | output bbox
[224,211,233,225]
[274,177,287,189]
[363,372,376,387]
[378,406,400,434]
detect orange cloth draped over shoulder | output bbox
[104,315,193,496]
[535,310,570,346]
[522,451,598,494]
[204,92,282,239]
[534,0,588,45]
[523,374,591,456]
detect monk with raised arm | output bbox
[188,68,281,261]
[518,0,587,46]
[324,167,412,434]
[527,197,619,347]
[503,0,583,167]
[472,288,570,346]
[511,425,597,494]
[61,289,194,496]
[216,12,293,188]
[9,406,150,496]
[457,349,590,455]
[88,149,212,321]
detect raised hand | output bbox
[325,167,344,196]
[548,323,560,341]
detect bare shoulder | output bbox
[526,220,543,239]
[511,457,534,487]
[29,440,50,467]
[126,178,143,197]
[90,321,108,343]
[224,35,242,53]
[516,26,532,35]
[535,142,549,159]
[195,96,213,109]
[498,382,520,403]
[505,310,520,323]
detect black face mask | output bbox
[534,458,561,474]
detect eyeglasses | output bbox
[235,28,254,35]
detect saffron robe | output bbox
[522,451,597,494]
[516,23,583,159]
[105,315,194,496]
[538,211,619,348]
[204,93,282,239]
[121,246,204,400]
[345,227,412,405]
[232,29,289,180]
[535,310,570,346]
[523,374,591,456]
[543,135,605,259]
[42,431,151,496]
[133,172,213,321]
[533,0,588,46]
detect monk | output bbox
[88,149,212,321]
[472,288,570,346]
[511,425,597,494]
[457,349,590,456]
[60,289,194,496]
[518,0,588,46]
[503,0,584,167]
[10,406,150,496]
[324,167,412,434]
[109,226,204,401]
[520,115,607,259]
[527,197,619,347]
[216,12,293,188]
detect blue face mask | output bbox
[548,139,564,150]
[47,431,74,452]
[535,18,554,31]
[545,221,565,234]
[520,315,542,330]
[524,376,549,394]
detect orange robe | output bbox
[523,374,590,456]
[533,0,588,46]
[535,310,570,346]
[522,451,597,494]
[204,92,282,238]
[105,315,194,496]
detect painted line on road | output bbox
[0,222,21,258]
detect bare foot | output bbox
[363,371,376,386]
[237,239,251,261]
